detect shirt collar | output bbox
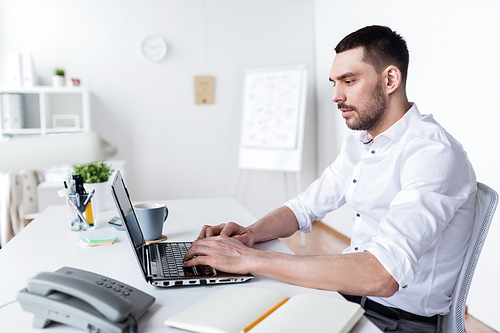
[357,103,421,145]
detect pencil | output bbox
[85,202,94,227]
[242,297,289,332]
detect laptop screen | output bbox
[110,171,148,278]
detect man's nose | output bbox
[331,86,345,104]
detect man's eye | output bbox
[345,80,355,85]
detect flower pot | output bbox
[84,182,110,213]
[52,75,65,87]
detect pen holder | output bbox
[67,193,95,231]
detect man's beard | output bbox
[338,81,388,131]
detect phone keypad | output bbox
[95,278,134,298]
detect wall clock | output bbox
[139,35,167,62]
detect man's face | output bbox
[329,47,388,135]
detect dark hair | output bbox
[335,25,409,84]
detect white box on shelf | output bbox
[52,114,80,129]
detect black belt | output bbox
[342,294,439,325]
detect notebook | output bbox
[110,170,254,287]
[164,286,365,333]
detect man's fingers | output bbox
[219,222,241,237]
[183,236,255,275]
[198,224,228,239]
[183,241,218,267]
[184,236,231,261]
[198,225,210,239]
[184,244,203,264]
[206,225,223,237]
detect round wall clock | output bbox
[139,35,167,62]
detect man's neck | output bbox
[368,95,411,138]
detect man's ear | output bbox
[384,65,402,94]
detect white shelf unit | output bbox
[0,86,90,137]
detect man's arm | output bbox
[190,205,398,296]
[184,235,398,297]
[198,206,299,246]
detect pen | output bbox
[241,298,289,332]
[82,189,95,208]
[67,196,88,225]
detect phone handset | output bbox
[27,271,133,322]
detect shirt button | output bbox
[353,179,357,183]
[402,285,408,289]
[371,150,376,154]
[356,213,360,217]
[354,247,359,251]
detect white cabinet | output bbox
[0,86,90,137]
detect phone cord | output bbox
[128,314,138,333]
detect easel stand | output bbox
[235,65,308,247]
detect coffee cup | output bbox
[134,203,168,241]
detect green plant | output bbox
[72,160,114,184]
[54,68,65,76]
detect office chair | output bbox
[441,182,498,333]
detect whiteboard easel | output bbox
[234,65,308,246]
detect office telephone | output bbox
[17,267,155,333]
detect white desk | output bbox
[0,197,379,332]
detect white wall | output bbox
[314,0,500,329]
[0,0,317,219]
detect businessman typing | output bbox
[184,25,477,333]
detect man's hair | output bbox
[335,25,409,84]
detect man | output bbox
[184,26,476,333]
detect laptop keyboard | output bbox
[158,242,215,278]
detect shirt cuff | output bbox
[365,244,416,291]
[284,199,312,233]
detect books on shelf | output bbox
[164,286,364,333]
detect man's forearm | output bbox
[249,249,398,297]
[248,206,300,243]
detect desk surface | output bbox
[0,197,379,332]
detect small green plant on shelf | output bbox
[54,68,65,76]
[72,160,114,184]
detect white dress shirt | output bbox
[285,104,477,316]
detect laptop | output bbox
[110,170,254,287]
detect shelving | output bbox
[0,86,90,137]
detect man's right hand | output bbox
[198,222,255,247]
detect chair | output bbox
[441,182,498,333]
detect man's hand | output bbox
[198,222,255,247]
[184,235,257,274]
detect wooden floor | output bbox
[279,221,498,333]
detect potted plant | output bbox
[52,67,66,87]
[72,160,114,212]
